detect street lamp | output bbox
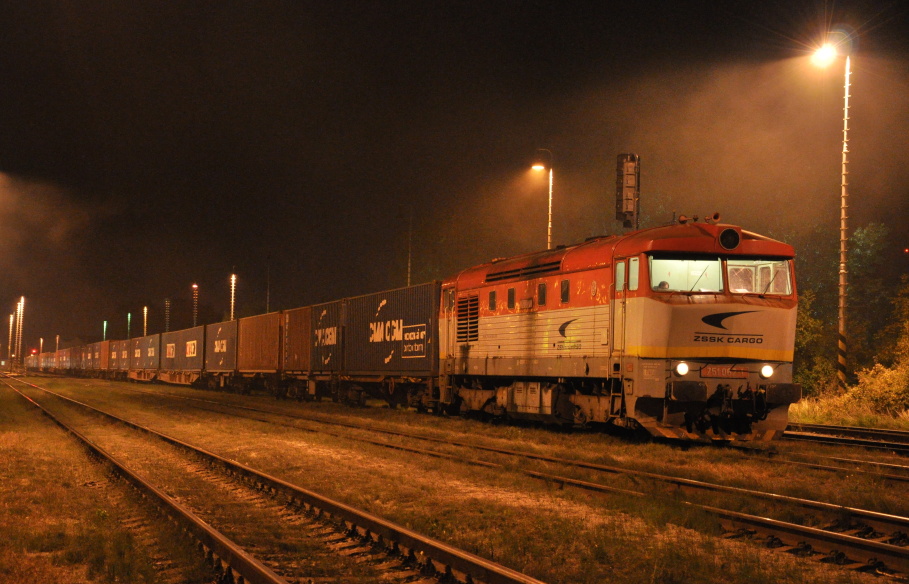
[192,284,199,327]
[532,149,554,250]
[230,274,237,321]
[813,41,852,390]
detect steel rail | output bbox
[788,423,909,444]
[9,377,547,584]
[1,378,289,584]
[95,383,909,536]
[136,393,909,574]
[784,431,909,455]
[47,380,909,574]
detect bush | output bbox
[848,360,909,416]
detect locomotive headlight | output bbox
[760,364,774,379]
[675,362,690,376]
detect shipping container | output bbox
[344,282,440,376]
[310,301,343,374]
[237,312,282,372]
[110,340,130,372]
[205,320,238,373]
[86,342,98,370]
[129,334,160,381]
[71,346,84,371]
[283,306,312,373]
[56,348,71,371]
[40,352,54,370]
[98,340,110,371]
[161,326,205,372]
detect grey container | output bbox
[283,306,312,373]
[88,342,101,370]
[205,320,238,373]
[115,339,130,371]
[110,340,129,371]
[56,348,71,370]
[161,327,205,372]
[344,282,440,376]
[310,301,343,374]
[131,334,161,370]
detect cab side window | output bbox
[629,257,639,291]
[538,282,547,306]
[560,279,570,303]
[616,261,626,292]
[489,290,497,310]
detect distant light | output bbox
[531,164,546,171]
[812,43,837,68]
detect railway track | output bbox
[38,378,909,577]
[3,375,548,584]
[785,423,909,455]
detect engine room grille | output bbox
[456,294,479,343]
[485,260,562,283]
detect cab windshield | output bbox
[649,257,723,292]
[648,255,792,295]
[727,258,792,295]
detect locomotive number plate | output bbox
[700,365,748,378]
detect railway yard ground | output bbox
[3,376,909,584]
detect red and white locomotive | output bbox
[438,218,801,440]
[29,218,801,441]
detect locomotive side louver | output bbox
[456,294,479,343]
[485,260,561,283]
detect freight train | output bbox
[27,219,802,440]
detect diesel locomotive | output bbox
[29,218,801,441]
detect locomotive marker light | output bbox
[760,364,775,379]
[813,38,852,391]
[531,148,554,249]
[675,362,690,376]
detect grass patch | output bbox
[24,376,890,584]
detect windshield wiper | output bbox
[761,268,779,295]
[689,264,711,292]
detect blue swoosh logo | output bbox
[701,311,757,330]
[559,319,578,337]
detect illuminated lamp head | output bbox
[760,364,774,379]
[719,228,740,250]
[675,362,689,376]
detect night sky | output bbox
[2,1,908,350]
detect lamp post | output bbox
[192,284,199,327]
[532,149,554,250]
[16,297,24,367]
[813,42,851,391]
[230,274,237,321]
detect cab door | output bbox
[612,260,627,353]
